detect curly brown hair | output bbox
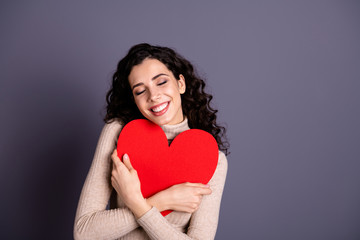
[105,43,229,155]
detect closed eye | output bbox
[135,90,145,96]
[158,80,167,86]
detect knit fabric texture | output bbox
[74,118,228,240]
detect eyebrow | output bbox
[132,73,169,90]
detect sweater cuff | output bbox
[137,207,165,230]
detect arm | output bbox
[136,152,228,240]
[147,182,212,213]
[186,152,228,238]
[111,152,212,217]
[73,122,140,240]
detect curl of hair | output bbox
[105,43,229,155]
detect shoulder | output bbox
[102,119,123,132]
[98,119,124,143]
[210,151,228,182]
[207,151,228,189]
[217,151,228,172]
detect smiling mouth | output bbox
[150,102,169,112]
[149,102,170,116]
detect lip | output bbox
[149,101,170,116]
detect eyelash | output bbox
[135,90,145,96]
[158,80,167,86]
[134,80,167,96]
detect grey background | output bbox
[1,1,359,239]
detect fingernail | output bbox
[123,153,128,160]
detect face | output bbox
[128,58,186,126]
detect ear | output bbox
[178,74,186,94]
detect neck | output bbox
[160,117,190,141]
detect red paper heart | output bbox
[117,119,218,216]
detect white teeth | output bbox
[152,102,168,112]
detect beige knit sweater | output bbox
[74,118,228,240]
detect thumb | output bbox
[122,153,135,171]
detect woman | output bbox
[74,43,229,239]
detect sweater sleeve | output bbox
[73,122,139,240]
[137,151,228,240]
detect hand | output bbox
[111,149,151,218]
[147,182,212,213]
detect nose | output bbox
[148,88,160,102]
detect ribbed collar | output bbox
[160,117,190,141]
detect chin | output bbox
[148,117,171,126]
[141,106,182,126]
[142,114,172,126]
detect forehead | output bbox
[128,58,172,84]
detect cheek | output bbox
[171,88,182,101]
[134,98,146,112]
[166,84,181,98]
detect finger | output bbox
[112,156,122,170]
[111,150,128,170]
[112,154,128,172]
[197,187,212,195]
[122,153,135,171]
[191,186,212,196]
[111,149,121,163]
[184,182,210,188]
[112,149,118,157]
